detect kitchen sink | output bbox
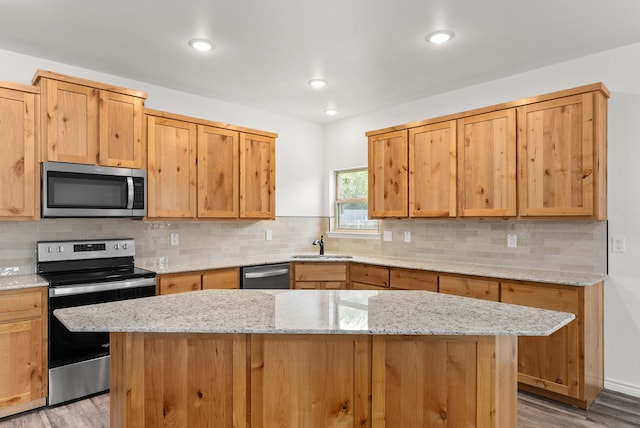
[292,254,353,259]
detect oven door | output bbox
[48,278,155,405]
[49,279,156,368]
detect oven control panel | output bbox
[37,238,136,262]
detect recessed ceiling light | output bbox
[426,30,454,44]
[324,108,339,116]
[188,39,214,52]
[308,79,327,89]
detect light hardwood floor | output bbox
[0,390,638,427]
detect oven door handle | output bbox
[49,277,156,297]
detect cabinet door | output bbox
[389,268,437,291]
[240,133,275,219]
[501,282,580,399]
[147,116,197,218]
[0,319,43,412]
[99,91,144,168]
[42,79,99,164]
[158,272,202,295]
[409,121,457,217]
[457,109,516,217]
[0,88,36,218]
[368,130,408,218]
[439,275,500,301]
[198,126,240,218]
[0,288,46,417]
[518,93,595,216]
[202,268,239,289]
[349,263,389,289]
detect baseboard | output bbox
[605,378,640,398]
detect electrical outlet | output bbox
[404,231,411,243]
[507,233,517,248]
[612,236,626,253]
[265,229,272,241]
[383,231,392,242]
[170,232,179,246]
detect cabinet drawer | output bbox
[390,268,437,291]
[439,275,500,301]
[293,263,347,282]
[0,288,45,323]
[158,273,202,295]
[202,268,239,289]
[501,282,579,313]
[349,263,389,288]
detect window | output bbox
[334,168,378,232]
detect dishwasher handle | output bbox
[244,268,289,279]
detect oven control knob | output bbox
[57,246,64,253]
[47,246,53,253]
[114,244,120,250]
[122,243,128,250]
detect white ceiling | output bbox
[1,0,640,124]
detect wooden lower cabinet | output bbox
[158,272,201,295]
[292,262,347,290]
[110,332,247,428]
[439,274,500,301]
[0,287,47,418]
[202,267,239,290]
[389,268,438,291]
[349,263,389,290]
[251,334,370,427]
[159,267,240,295]
[501,280,603,409]
[372,335,517,427]
[110,332,517,427]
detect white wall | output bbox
[0,48,325,217]
[323,42,640,396]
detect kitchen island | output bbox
[54,289,574,428]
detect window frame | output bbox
[332,167,378,234]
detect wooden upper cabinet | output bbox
[40,79,99,164]
[0,83,37,219]
[409,121,457,217]
[197,126,239,218]
[518,92,606,218]
[368,130,408,218]
[34,71,147,168]
[146,116,197,218]
[98,91,144,168]
[457,109,517,217]
[240,133,275,219]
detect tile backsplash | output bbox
[0,217,606,276]
[327,219,607,274]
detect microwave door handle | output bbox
[126,177,134,209]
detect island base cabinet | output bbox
[371,335,517,428]
[110,332,248,428]
[109,332,518,428]
[250,334,370,428]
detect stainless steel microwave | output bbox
[41,162,147,218]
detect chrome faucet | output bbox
[312,235,324,255]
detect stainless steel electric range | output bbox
[37,238,156,406]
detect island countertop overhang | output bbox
[54,289,574,337]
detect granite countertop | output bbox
[0,274,48,292]
[138,253,607,287]
[54,289,575,337]
[0,252,606,293]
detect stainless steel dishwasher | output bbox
[240,263,290,289]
